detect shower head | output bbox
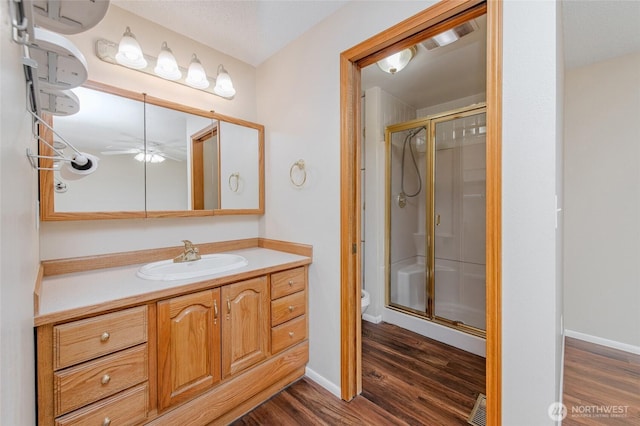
[408,126,426,138]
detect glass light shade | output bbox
[154,42,182,80]
[115,27,147,69]
[185,54,209,89]
[376,47,417,74]
[213,65,236,98]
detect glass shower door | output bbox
[386,120,430,315]
[432,110,486,331]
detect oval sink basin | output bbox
[137,254,248,281]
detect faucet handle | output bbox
[182,240,194,249]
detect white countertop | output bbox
[37,247,310,324]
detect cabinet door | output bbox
[221,277,269,378]
[157,288,221,411]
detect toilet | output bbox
[361,289,370,314]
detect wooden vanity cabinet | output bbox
[37,264,309,425]
[37,306,150,426]
[270,267,307,354]
[157,288,221,411]
[221,276,269,378]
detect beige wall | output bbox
[564,52,640,347]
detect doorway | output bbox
[339,1,502,424]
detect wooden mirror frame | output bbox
[39,81,264,221]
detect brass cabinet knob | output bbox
[100,332,110,342]
[288,280,294,286]
[288,306,294,313]
[288,331,294,338]
[101,374,110,385]
[103,417,111,426]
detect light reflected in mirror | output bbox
[40,82,264,220]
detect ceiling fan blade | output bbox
[100,149,139,155]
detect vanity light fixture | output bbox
[115,27,147,69]
[154,41,181,81]
[213,64,236,98]
[185,54,209,89]
[97,33,236,99]
[376,46,417,74]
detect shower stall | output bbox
[386,104,486,336]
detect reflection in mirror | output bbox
[52,87,145,212]
[191,122,219,210]
[219,121,260,210]
[39,82,264,220]
[143,101,214,211]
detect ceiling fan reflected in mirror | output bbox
[100,139,185,163]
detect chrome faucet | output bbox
[173,240,201,263]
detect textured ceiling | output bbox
[112,0,348,66]
[562,0,640,70]
[109,0,640,108]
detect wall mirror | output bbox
[39,81,264,220]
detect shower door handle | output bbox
[436,214,441,226]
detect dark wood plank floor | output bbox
[232,321,486,425]
[562,337,640,425]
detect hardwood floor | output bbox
[232,321,486,425]
[563,337,640,425]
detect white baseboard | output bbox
[362,313,382,323]
[305,367,341,399]
[564,329,640,355]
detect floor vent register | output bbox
[467,393,486,426]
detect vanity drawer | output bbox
[54,344,148,416]
[54,306,148,370]
[271,315,306,354]
[55,383,149,426]
[271,267,306,299]
[271,290,305,326]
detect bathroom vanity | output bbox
[33,239,311,425]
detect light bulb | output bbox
[213,65,236,98]
[154,42,181,80]
[376,47,416,74]
[115,27,147,69]
[185,54,209,89]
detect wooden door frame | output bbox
[339,1,502,424]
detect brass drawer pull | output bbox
[103,417,111,426]
[288,280,293,287]
[100,332,110,342]
[288,306,294,313]
[214,300,218,319]
[101,374,111,385]
[288,331,294,338]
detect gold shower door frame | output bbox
[385,103,487,338]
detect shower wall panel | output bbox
[363,87,416,319]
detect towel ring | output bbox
[228,172,239,192]
[290,159,306,187]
